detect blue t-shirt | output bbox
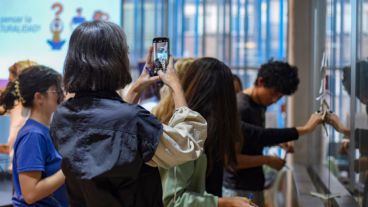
[12,119,68,207]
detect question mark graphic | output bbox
[52,3,63,17]
[48,2,66,49]
[50,2,64,42]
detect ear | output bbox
[255,77,265,87]
[33,92,44,106]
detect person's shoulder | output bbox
[95,101,152,126]
[14,127,47,149]
[239,92,253,101]
[237,92,251,102]
[58,96,137,117]
[237,93,252,109]
[111,102,147,117]
[19,119,44,133]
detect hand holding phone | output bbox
[266,155,286,171]
[124,46,160,104]
[157,56,188,108]
[157,56,179,88]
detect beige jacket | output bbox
[147,107,207,169]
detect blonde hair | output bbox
[9,60,38,80]
[175,58,195,80]
[153,58,195,124]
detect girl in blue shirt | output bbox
[0,65,67,206]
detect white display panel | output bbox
[0,0,122,80]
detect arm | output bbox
[145,56,205,168]
[146,107,207,168]
[236,154,285,170]
[124,46,160,104]
[157,56,187,108]
[15,132,65,204]
[236,135,286,171]
[237,123,291,170]
[124,49,186,108]
[124,83,143,104]
[241,122,299,147]
[296,112,323,136]
[326,112,351,136]
[124,70,160,104]
[236,154,269,169]
[239,112,323,147]
[219,198,256,207]
[160,158,218,207]
[19,170,65,204]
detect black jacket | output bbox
[51,91,163,207]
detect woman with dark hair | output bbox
[50,21,207,207]
[0,66,67,206]
[159,57,253,207]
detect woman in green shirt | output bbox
[157,57,254,207]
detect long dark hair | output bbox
[0,65,62,114]
[181,57,242,173]
[63,21,132,93]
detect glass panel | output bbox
[325,0,368,205]
[181,0,204,57]
[123,0,139,64]
[323,0,352,205]
[122,0,288,68]
[143,1,156,51]
[122,0,289,130]
[204,0,218,58]
[354,0,368,205]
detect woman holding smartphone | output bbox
[50,21,207,207]
[157,57,254,207]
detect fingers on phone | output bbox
[146,46,153,65]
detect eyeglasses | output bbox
[46,90,58,93]
[45,90,65,103]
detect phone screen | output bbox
[265,146,287,160]
[153,38,169,75]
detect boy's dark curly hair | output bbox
[255,60,300,95]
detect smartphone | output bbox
[266,146,287,160]
[152,37,170,76]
